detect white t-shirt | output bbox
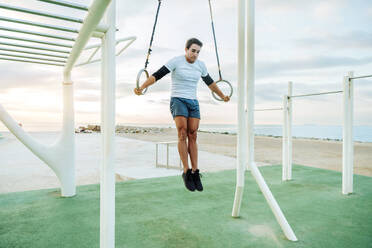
[165,55,208,100]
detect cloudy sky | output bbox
[0,0,371,131]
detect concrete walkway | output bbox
[0,132,236,194]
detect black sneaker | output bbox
[191,169,203,192]
[182,169,195,192]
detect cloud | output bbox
[295,31,372,50]
[256,56,372,79]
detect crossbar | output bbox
[0,41,70,54]
[0,35,73,48]
[255,108,283,111]
[0,26,75,41]
[0,3,83,23]
[0,52,66,63]
[0,57,64,66]
[37,0,89,11]
[289,90,343,98]
[350,74,372,80]
[0,16,79,33]
[0,47,68,58]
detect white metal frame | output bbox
[0,2,136,247]
[232,0,297,242]
[155,141,182,170]
[281,72,372,195]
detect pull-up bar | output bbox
[0,4,83,23]
[0,16,79,34]
[0,41,70,54]
[0,47,68,58]
[350,74,372,80]
[289,90,343,98]
[0,57,64,66]
[0,52,66,63]
[255,108,283,111]
[0,26,76,41]
[37,0,89,11]
[0,35,73,48]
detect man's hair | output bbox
[185,38,203,49]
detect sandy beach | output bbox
[118,127,372,177]
[1,127,371,194]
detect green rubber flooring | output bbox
[1,165,371,248]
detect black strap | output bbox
[208,0,222,80]
[144,0,162,70]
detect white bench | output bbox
[155,141,182,170]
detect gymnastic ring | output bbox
[212,79,233,101]
[136,68,149,95]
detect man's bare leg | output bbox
[174,116,189,173]
[187,117,199,172]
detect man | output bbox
[134,38,230,192]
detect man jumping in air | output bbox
[134,38,230,192]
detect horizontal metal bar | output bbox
[350,74,372,80]
[0,3,83,23]
[0,26,75,41]
[0,35,73,48]
[289,90,343,98]
[0,57,64,66]
[254,108,283,111]
[64,0,111,74]
[0,16,79,33]
[37,0,89,11]
[75,36,137,67]
[0,47,68,58]
[0,41,70,54]
[0,52,66,63]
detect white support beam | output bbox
[100,1,115,247]
[342,71,354,194]
[232,0,247,218]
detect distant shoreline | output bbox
[1,125,370,144]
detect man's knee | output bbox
[187,129,197,141]
[178,127,188,142]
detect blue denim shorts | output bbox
[170,97,200,119]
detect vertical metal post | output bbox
[100,1,116,247]
[342,71,354,195]
[282,95,288,181]
[155,143,159,168]
[288,82,293,180]
[166,143,169,169]
[232,0,247,217]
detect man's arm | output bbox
[202,74,230,102]
[208,82,230,102]
[134,66,170,95]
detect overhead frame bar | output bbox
[37,0,89,11]
[0,26,75,41]
[0,41,70,54]
[0,52,66,63]
[0,16,79,33]
[0,3,83,23]
[0,47,68,58]
[0,35,73,48]
[0,57,64,66]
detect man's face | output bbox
[185,44,201,63]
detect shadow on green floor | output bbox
[1,165,371,248]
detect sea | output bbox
[127,123,372,143]
[1,123,371,143]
